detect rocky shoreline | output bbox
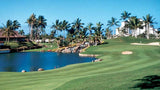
[55,42,90,53]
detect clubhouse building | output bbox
[0,29,26,42]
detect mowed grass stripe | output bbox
[55,62,160,90]
[0,54,158,88]
[0,37,159,90]
[55,60,160,90]
[1,52,157,88]
[0,57,132,85]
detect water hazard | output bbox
[0,52,96,72]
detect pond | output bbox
[0,52,96,72]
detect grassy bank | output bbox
[5,41,36,49]
[0,37,160,90]
[24,42,58,52]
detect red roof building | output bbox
[0,30,26,41]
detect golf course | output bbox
[0,37,159,90]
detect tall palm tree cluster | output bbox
[49,11,157,47]
[51,18,106,47]
[26,13,47,41]
[0,11,157,46]
[0,20,21,43]
[120,11,156,39]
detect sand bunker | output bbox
[131,42,160,46]
[121,51,133,55]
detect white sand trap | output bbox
[121,51,133,55]
[131,42,160,46]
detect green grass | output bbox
[5,41,35,49]
[24,42,58,52]
[120,36,160,43]
[5,41,19,49]
[0,37,160,90]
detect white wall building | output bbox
[116,20,158,37]
[35,39,55,43]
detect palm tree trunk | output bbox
[63,30,65,39]
[89,33,91,44]
[100,35,102,42]
[37,29,40,43]
[147,24,150,39]
[5,37,7,44]
[29,26,31,40]
[135,29,137,38]
[131,30,134,37]
[94,38,97,46]
[8,37,10,43]
[112,27,114,38]
[56,30,59,48]
[30,24,33,40]
[113,27,114,38]
[72,40,73,46]
[107,33,109,39]
[57,40,59,48]
[63,30,65,46]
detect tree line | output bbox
[0,11,158,45]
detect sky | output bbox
[0,0,160,34]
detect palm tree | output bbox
[143,14,156,39]
[59,20,70,46]
[87,23,94,43]
[120,11,131,34]
[67,25,76,45]
[26,17,32,39]
[96,22,104,41]
[72,18,84,42]
[93,22,103,46]
[50,30,56,39]
[13,20,21,30]
[51,20,62,48]
[37,15,47,41]
[107,17,119,38]
[33,21,38,40]
[120,11,131,21]
[127,16,143,38]
[105,28,112,39]
[0,20,20,43]
[72,18,84,31]
[80,27,88,42]
[27,13,37,40]
[18,30,25,35]
[60,20,70,39]
[51,19,62,37]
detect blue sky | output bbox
[0,0,160,34]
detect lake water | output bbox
[0,52,95,72]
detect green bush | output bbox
[59,40,69,47]
[4,41,36,49]
[137,33,146,38]
[5,41,19,49]
[149,34,156,39]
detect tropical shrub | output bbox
[59,40,69,47]
[137,33,146,38]
[149,34,156,39]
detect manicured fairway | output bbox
[0,38,160,90]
